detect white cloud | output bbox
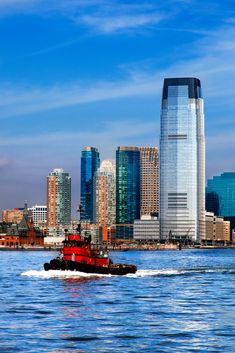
[0,77,162,118]
[0,0,167,34]
[1,23,235,119]
[0,0,102,16]
[80,12,165,33]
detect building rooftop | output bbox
[117,146,140,151]
[163,77,201,99]
[83,147,98,152]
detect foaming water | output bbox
[22,269,112,278]
[1,249,235,353]
[21,267,235,279]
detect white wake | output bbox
[21,269,111,278]
[21,268,234,279]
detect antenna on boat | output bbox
[64,228,68,241]
[76,204,82,233]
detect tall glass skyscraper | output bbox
[80,147,100,223]
[116,146,140,239]
[47,168,71,227]
[160,78,205,242]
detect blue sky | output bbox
[1,0,235,215]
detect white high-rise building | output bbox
[29,205,47,226]
[160,78,205,242]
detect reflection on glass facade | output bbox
[160,78,205,241]
[206,172,235,216]
[116,147,140,239]
[80,147,100,223]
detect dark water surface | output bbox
[0,249,234,353]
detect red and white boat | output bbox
[44,231,137,276]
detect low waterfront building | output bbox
[232,229,235,243]
[202,212,230,244]
[47,226,67,237]
[44,236,65,247]
[0,234,19,247]
[133,214,160,242]
[0,222,10,232]
[1,206,44,247]
[223,221,230,243]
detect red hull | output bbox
[63,247,109,268]
[62,234,110,268]
[44,232,137,275]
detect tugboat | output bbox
[44,225,137,276]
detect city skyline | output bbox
[1,0,235,213]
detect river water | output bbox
[0,249,234,352]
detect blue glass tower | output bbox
[116,146,140,239]
[80,147,100,223]
[206,172,235,217]
[160,78,205,242]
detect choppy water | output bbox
[0,249,234,352]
